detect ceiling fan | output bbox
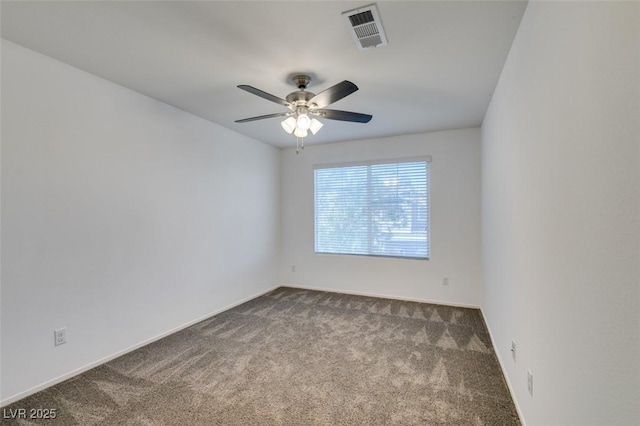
[235,74,372,148]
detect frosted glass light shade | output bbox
[309,118,323,135]
[294,127,308,138]
[296,114,311,131]
[281,117,296,134]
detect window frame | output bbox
[313,156,431,260]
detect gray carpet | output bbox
[2,287,520,425]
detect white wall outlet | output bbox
[291,265,296,272]
[443,276,449,286]
[511,339,516,361]
[54,327,67,346]
[527,369,533,396]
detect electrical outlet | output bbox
[527,369,533,396]
[443,277,449,286]
[54,327,67,346]
[511,339,516,362]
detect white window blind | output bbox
[314,158,430,259]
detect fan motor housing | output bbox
[286,90,315,106]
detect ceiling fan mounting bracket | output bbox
[292,74,311,90]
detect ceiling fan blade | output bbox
[309,81,358,108]
[314,109,372,123]
[237,85,290,107]
[235,112,290,123]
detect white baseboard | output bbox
[479,307,526,426]
[281,283,481,309]
[0,285,279,407]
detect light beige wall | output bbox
[280,128,483,307]
[481,2,640,424]
[1,40,280,403]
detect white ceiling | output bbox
[1,1,527,148]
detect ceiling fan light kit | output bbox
[235,74,372,153]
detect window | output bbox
[314,157,430,259]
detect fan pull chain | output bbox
[296,137,305,154]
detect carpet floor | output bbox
[2,287,520,425]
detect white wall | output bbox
[0,40,280,403]
[481,2,639,425]
[280,129,482,307]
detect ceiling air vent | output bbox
[342,4,388,51]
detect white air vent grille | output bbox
[342,4,388,51]
[354,22,378,39]
[348,10,374,27]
